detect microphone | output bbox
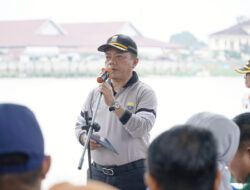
[97,68,112,83]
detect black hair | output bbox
[129,52,137,59]
[147,125,217,190]
[233,112,250,151]
[0,153,42,188]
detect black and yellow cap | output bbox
[235,60,250,74]
[98,34,137,56]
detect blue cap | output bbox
[0,103,44,174]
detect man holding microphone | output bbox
[75,34,157,190]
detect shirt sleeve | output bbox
[75,89,95,144]
[122,87,157,138]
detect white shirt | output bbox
[241,89,250,112]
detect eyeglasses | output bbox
[244,73,250,79]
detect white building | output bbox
[208,20,250,52]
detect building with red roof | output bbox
[0,19,182,60]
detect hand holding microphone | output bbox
[97,68,114,107]
[97,68,112,83]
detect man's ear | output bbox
[247,146,250,167]
[144,172,160,190]
[41,155,51,179]
[247,146,250,156]
[132,57,139,69]
[213,170,221,190]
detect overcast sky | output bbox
[0,0,250,42]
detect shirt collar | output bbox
[108,71,139,89]
[123,71,138,88]
[108,71,138,96]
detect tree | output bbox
[224,50,241,60]
[240,43,250,54]
[169,31,205,50]
[236,16,248,24]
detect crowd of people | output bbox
[1,34,250,190]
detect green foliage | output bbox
[212,51,219,59]
[170,31,205,50]
[236,16,249,24]
[240,43,250,54]
[224,50,241,59]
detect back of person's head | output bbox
[186,112,240,190]
[233,112,250,151]
[145,125,220,190]
[229,112,250,183]
[0,103,50,190]
[186,112,240,166]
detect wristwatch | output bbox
[109,101,120,112]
